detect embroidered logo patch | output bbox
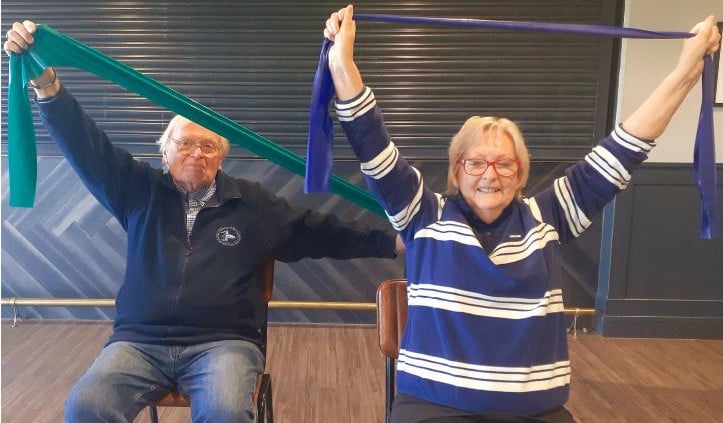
[216,226,241,246]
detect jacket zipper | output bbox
[173,200,227,325]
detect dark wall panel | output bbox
[596,164,723,338]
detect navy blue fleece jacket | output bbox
[37,85,396,346]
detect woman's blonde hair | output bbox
[446,116,530,198]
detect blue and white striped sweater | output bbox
[338,86,653,415]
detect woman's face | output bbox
[455,132,522,224]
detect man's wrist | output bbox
[29,67,61,99]
[28,67,56,89]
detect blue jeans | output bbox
[65,339,264,423]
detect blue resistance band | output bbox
[305,13,718,239]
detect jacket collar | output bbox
[213,171,243,203]
[160,169,243,204]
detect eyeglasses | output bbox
[170,137,220,156]
[459,158,520,177]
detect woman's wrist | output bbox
[329,60,364,100]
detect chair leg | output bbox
[149,405,159,423]
[266,377,273,423]
[256,373,273,423]
[385,357,396,423]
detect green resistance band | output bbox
[6,24,384,216]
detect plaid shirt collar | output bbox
[178,180,217,238]
[178,180,217,208]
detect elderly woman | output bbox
[324,5,720,423]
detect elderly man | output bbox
[5,20,399,423]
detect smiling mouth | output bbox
[476,187,500,193]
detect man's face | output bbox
[163,121,224,192]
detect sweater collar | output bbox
[454,194,513,230]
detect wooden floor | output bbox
[2,320,721,423]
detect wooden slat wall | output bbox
[1,0,619,160]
